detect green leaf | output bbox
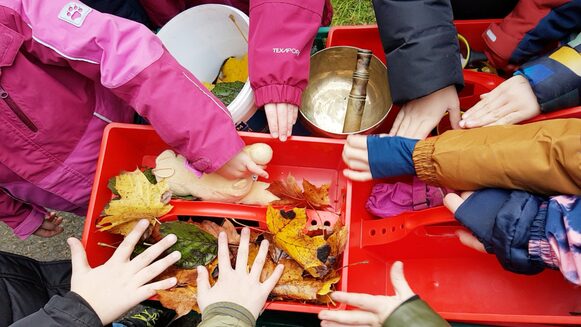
[107,176,119,196]
[211,81,245,106]
[142,168,158,185]
[160,221,218,268]
[172,194,200,201]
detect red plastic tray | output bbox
[327,22,581,325]
[82,124,351,314]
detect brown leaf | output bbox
[327,222,348,258]
[157,286,199,317]
[268,174,330,209]
[157,266,197,286]
[194,219,240,244]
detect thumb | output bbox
[246,160,269,179]
[390,261,414,299]
[456,230,487,253]
[67,238,90,275]
[443,193,464,215]
[448,106,461,130]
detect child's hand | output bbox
[216,150,269,180]
[197,227,284,319]
[342,134,372,181]
[390,85,460,139]
[68,219,180,325]
[444,192,487,253]
[33,212,64,238]
[318,261,415,327]
[265,103,298,142]
[460,75,540,128]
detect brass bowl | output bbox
[300,46,392,138]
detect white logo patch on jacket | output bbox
[58,2,92,27]
[272,48,301,56]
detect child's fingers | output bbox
[388,110,405,136]
[246,160,269,179]
[235,228,250,271]
[277,104,288,141]
[286,105,294,137]
[292,105,298,124]
[443,193,464,214]
[346,134,368,150]
[390,261,414,299]
[460,191,474,200]
[319,308,378,325]
[196,266,211,295]
[111,219,150,262]
[342,169,372,182]
[342,145,369,164]
[132,234,177,271]
[135,251,181,286]
[217,232,233,273]
[264,104,279,139]
[250,239,270,280]
[262,263,284,293]
[456,230,487,253]
[448,107,461,130]
[320,320,367,327]
[68,237,90,275]
[138,277,177,300]
[329,291,378,311]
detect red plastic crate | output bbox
[326,21,581,126]
[326,22,581,325]
[82,124,351,314]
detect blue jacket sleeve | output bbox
[515,32,581,113]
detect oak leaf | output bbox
[97,169,172,235]
[268,174,330,209]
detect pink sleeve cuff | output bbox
[12,207,46,240]
[253,84,304,108]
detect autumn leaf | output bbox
[151,221,218,268]
[157,266,198,287]
[157,286,199,317]
[97,169,173,235]
[266,206,330,278]
[193,219,240,244]
[317,275,341,296]
[327,222,348,258]
[268,174,330,209]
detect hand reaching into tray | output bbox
[69,219,180,325]
[265,103,299,142]
[197,227,285,319]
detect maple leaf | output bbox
[97,169,172,235]
[327,222,348,258]
[266,206,330,278]
[157,286,199,318]
[268,174,330,209]
[151,221,218,268]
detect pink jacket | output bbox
[0,0,244,239]
[138,0,332,108]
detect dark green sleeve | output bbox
[198,302,256,327]
[383,296,449,327]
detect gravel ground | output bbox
[0,212,84,261]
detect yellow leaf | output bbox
[327,222,348,257]
[97,169,172,235]
[218,54,248,83]
[266,206,329,278]
[317,276,340,296]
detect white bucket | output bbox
[157,4,256,125]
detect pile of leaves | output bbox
[149,206,347,317]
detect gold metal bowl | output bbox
[300,46,392,138]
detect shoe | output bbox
[114,306,176,327]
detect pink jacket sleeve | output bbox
[248,0,325,108]
[6,0,243,173]
[0,191,45,239]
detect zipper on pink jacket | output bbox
[0,85,38,132]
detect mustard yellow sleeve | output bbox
[412,119,581,195]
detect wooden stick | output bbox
[229,14,248,43]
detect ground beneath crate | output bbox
[0,211,84,261]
